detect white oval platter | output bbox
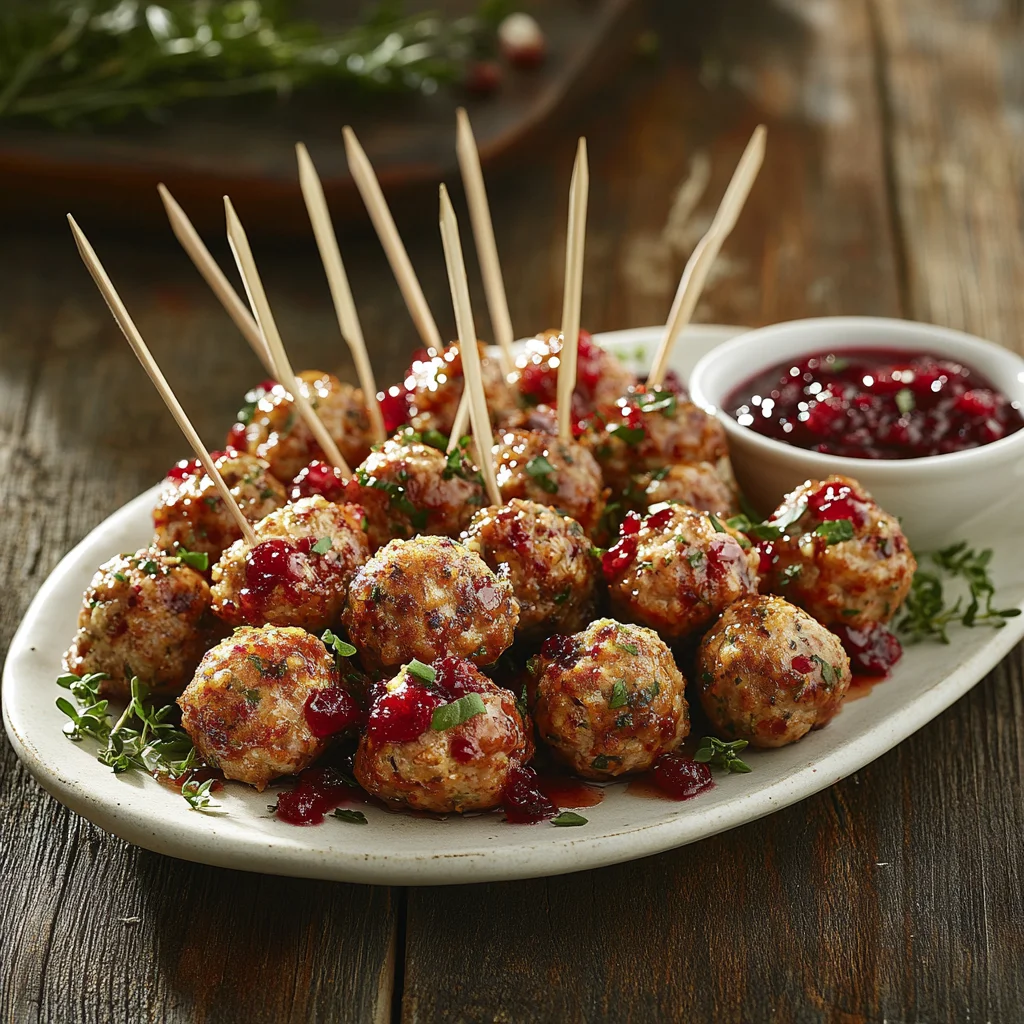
[5,325,1023,885]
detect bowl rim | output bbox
[688,315,1024,474]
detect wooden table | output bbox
[2,1,1022,1019]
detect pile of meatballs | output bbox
[63,329,918,819]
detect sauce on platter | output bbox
[726,349,1023,459]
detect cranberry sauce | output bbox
[726,349,1023,459]
[291,460,347,502]
[831,621,903,677]
[275,766,364,826]
[502,761,558,823]
[304,687,365,738]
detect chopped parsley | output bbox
[810,655,842,686]
[525,455,559,494]
[635,389,678,417]
[814,519,855,545]
[321,629,357,659]
[608,680,629,709]
[590,754,621,771]
[607,423,645,445]
[615,641,639,656]
[407,660,437,684]
[707,512,727,533]
[311,536,332,555]
[176,548,209,572]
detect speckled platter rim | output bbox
[5,324,1024,886]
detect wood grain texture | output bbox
[3,0,1024,1021]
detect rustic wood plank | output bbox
[0,228,398,1024]
[874,0,1024,352]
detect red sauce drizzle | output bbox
[629,752,714,800]
[502,761,558,823]
[831,621,903,677]
[304,687,365,738]
[291,460,347,502]
[275,766,365,826]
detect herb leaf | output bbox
[321,629,357,659]
[525,455,559,494]
[694,736,752,774]
[311,536,332,555]
[333,808,368,825]
[814,519,855,545]
[431,692,487,731]
[551,811,588,827]
[177,548,209,572]
[608,681,629,709]
[407,660,437,684]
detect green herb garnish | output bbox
[608,680,629,709]
[607,423,645,445]
[407,660,436,684]
[333,808,368,825]
[321,629,357,659]
[895,388,915,415]
[814,519,855,545]
[525,455,559,495]
[311,536,332,555]
[431,692,486,731]
[551,811,588,827]
[694,736,752,774]
[177,547,209,572]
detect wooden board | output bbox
[0,0,642,235]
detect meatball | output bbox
[355,657,532,813]
[698,595,852,748]
[633,461,738,516]
[759,475,916,627]
[211,496,370,631]
[178,625,339,789]
[345,433,486,551]
[405,341,517,436]
[462,499,600,645]
[342,535,519,674]
[494,429,607,537]
[603,504,760,642]
[63,548,216,700]
[230,371,375,482]
[587,388,728,495]
[152,449,286,559]
[510,329,636,418]
[529,619,689,779]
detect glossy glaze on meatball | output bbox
[603,504,760,642]
[152,449,286,559]
[178,625,338,789]
[355,657,532,813]
[529,619,689,779]
[462,499,600,645]
[587,388,728,495]
[342,536,519,674]
[759,475,916,627]
[211,496,370,631]
[494,429,607,537]
[346,433,486,551]
[633,461,738,516]
[405,341,517,436]
[230,371,374,482]
[509,329,636,418]
[63,548,217,700]
[698,595,852,748]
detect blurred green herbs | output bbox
[0,0,505,129]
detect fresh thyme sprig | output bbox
[0,0,504,129]
[693,736,752,774]
[898,541,1021,643]
[56,672,217,810]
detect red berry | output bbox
[651,753,713,800]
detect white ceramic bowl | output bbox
[688,316,1024,551]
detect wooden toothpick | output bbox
[224,197,352,477]
[556,138,589,442]
[447,390,471,454]
[296,143,386,444]
[157,183,275,378]
[438,185,501,508]
[344,126,444,352]
[455,108,515,379]
[648,125,767,387]
[68,214,257,545]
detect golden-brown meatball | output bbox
[462,499,600,645]
[509,329,636,417]
[231,371,374,482]
[587,388,728,495]
[603,504,760,642]
[342,536,519,674]
[178,625,339,790]
[529,619,689,779]
[405,341,517,436]
[698,595,852,748]
[634,461,738,516]
[211,496,370,631]
[345,433,486,551]
[63,548,217,700]
[759,475,916,627]
[152,449,286,559]
[355,657,532,813]
[494,429,607,537]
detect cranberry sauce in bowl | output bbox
[726,349,1023,460]
[687,317,1024,550]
